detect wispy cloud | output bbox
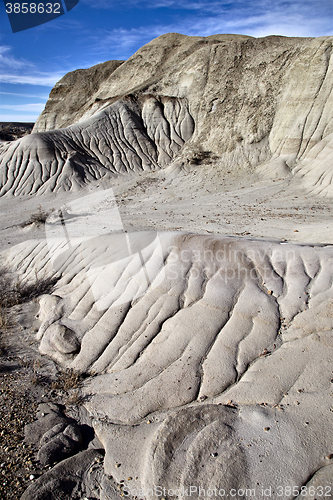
[0,72,66,86]
[81,0,332,20]
[0,45,68,86]
[0,46,34,70]
[0,91,50,99]
[0,103,45,112]
[80,0,224,9]
[88,0,332,61]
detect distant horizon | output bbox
[0,0,332,123]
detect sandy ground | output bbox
[0,165,332,255]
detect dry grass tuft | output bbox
[0,305,10,332]
[51,368,82,392]
[0,267,60,340]
[20,204,53,228]
[0,269,59,309]
[64,390,84,406]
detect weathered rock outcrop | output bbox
[0,94,194,195]
[1,33,333,499]
[33,59,124,132]
[3,231,333,498]
[24,403,82,467]
[0,33,332,195]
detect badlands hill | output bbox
[0,33,333,196]
[0,34,332,500]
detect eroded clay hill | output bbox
[0,33,333,196]
[3,232,333,497]
[1,34,333,500]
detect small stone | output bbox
[211,452,218,457]
[264,427,270,431]
[115,463,121,468]
[326,454,333,460]
[29,474,35,480]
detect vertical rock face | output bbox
[33,60,125,132]
[1,33,332,196]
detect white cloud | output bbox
[0,91,50,99]
[81,0,332,19]
[0,46,34,70]
[89,27,163,59]
[81,0,232,11]
[0,45,66,87]
[0,103,45,112]
[89,3,332,62]
[86,0,332,58]
[0,72,66,86]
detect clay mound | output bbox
[293,132,333,197]
[1,33,333,197]
[3,232,333,495]
[0,95,194,195]
[5,233,332,404]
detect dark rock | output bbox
[24,403,82,466]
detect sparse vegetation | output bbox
[0,121,34,142]
[189,149,218,165]
[0,305,10,332]
[51,369,85,405]
[20,204,53,228]
[0,268,59,309]
[64,389,84,406]
[0,266,60,338]
[51,368,82,392]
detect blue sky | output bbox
[0,0,332,123]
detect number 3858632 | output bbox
[5,3,61,14]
